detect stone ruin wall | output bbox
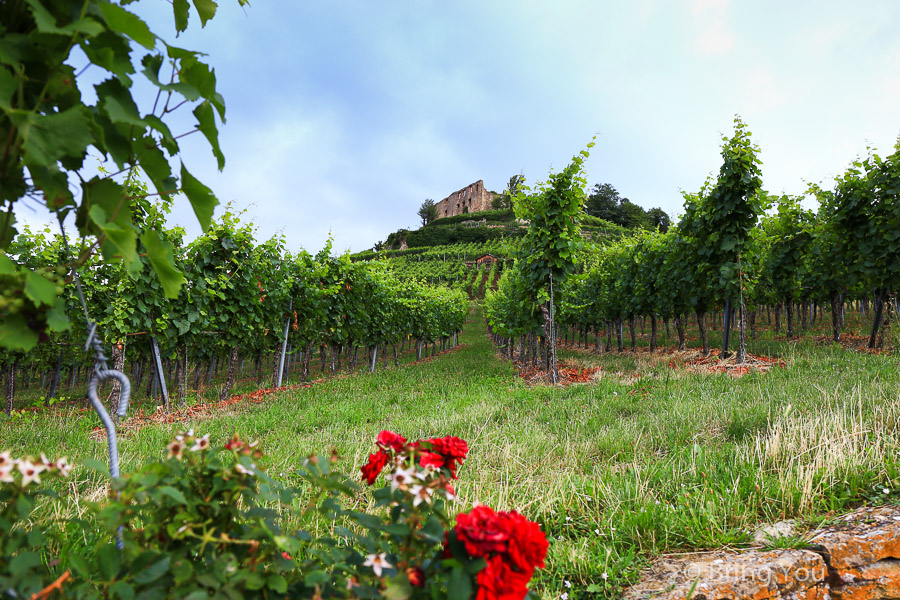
[624,504,900,600]
[437,180,494,219]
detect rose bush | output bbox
[0,430,546,599]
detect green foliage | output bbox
[0,0,246,350]
[386,223,520,251]
[584,183,670,231]
[515,141,593,294]
[426,209,516,228]
[0,430,545,598]
[418,199,439,226]
[688,116,766,302]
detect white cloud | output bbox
[688,0,735,56]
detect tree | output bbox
[646,207,671,232]
[585,183,622,223]
[417,199,438,225]
[618,199,650,229]
[492,174,524,210]
[0,0,245,351]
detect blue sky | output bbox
[21,0,900,254]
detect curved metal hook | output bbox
[86,368,131,479]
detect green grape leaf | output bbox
[180,162,217,231]
[193,100,224,169]
[0,314,39,351]
[173,0,190,32]
[80,177,131,229]
[191,0,218,27]
[24,0,104,36]
[141,231,185,298]
[0,66,17,109]
[90,205,138,269]
[47,300,71,332]
[24,270,56,306]
[133,138,177,195]
[99,3,156,50]
[0,253,14,274]
[15,106,92,168]
[97,77,145,128]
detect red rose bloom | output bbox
[455,505,510,556]
[431,436,468,461]
[504,512,548,572]
[475,555,532,600]
[419,451,445,470]
[377,430,407,452]
[421,435,468,478]
[452,505,548,600]
[360,450,389,485]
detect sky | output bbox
[17,0,900,254]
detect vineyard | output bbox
[0,0,899,595]
[486,120,900,378]
[1,210,468,416]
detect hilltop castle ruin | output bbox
[437,180,494,218]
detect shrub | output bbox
[0,431,547,599]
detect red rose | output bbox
[376,430,407,452]
[431,436,468,461]
[504,512,548,572]
[361,450,389,485]
[455,505,510,557]
[421,436,468,478]
[419,451,445,470]
[475,555,531,600]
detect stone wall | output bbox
[624,505,900,600]
[437,180,494,218]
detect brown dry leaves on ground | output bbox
[508,343,786,386]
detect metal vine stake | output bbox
[58,218,131,481]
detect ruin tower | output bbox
[437,180,494,218]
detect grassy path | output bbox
[3,304,900,598]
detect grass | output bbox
[3,305,900,599]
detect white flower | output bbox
[561,593,569,600]
[415,464,437,481]
[390,465,416,491]
[190,434,211,452]
[54,457,72,477]
[602,572,608,580]
[0,465,13,483]
[564,579,572,588]
[0,451,13,468]
[594,528,600,535]
[18,460,43,486]
[363,553,392,577]
[167,440,184,460]
[884,488,890,495]
[410,484,433,506]
[235,463,255,476]
[565,516,572,522]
